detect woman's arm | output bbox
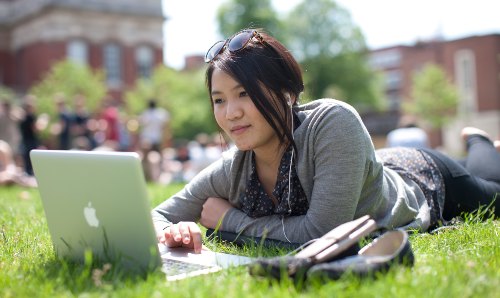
[151,157,230,233]
[152,158,233,252]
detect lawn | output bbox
[1,184,499,298]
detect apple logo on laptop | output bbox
[84,202,99,228]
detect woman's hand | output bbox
[157,221,203,253]
[200,197,232,229]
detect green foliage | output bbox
[300,53,386,111]
[28,59,107,119]
[124,66,218,140]
[216,0,384,111]
[284,0,365,59]
[404,63,459,128]
[217,0,281,37]
[1,185,499,297]
[284,0,383,110]
[0,85,15,102]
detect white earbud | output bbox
[285,93,292,106]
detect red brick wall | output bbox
[153,47,163,67]
[88,42,102,70]
[3,41,65,92]
[0,49,8,85]
[114,43,164,99]
[400,43,442,103]
[395,35,500,113]
[184,55,205,71]
[442,35,500,111]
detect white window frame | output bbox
[67,40,88,65]
[103,43,122,87]
[454,49,477,114]
[135,45,154,79]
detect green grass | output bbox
[1,184,499,298]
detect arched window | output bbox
[67,40,88,64]
[136,45,154,79]
[103,43,122,86]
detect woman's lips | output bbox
[230,125,250,135]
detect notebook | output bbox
[30,149,253,281]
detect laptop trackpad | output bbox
[159,244,254,268]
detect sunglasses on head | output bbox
[204,30,264,63]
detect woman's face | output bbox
[210,68,280,153]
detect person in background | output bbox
[139,99,169,152]
[55,95,73,150]
[386,115,430,149]
[0,140,37,187]
[139,99,169,181]
[98,96,120,150]
[71,94,96,150]
[0,100,21,157]
[18,96,41,176]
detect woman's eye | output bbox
[239,91,248,98]
[213,98,224,105]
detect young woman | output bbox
[152,29,500,253]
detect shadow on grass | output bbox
[35,254,165,294]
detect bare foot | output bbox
[461,127,491,141]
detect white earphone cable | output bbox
[282,100,294,243]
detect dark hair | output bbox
[148,99,157,109]
[206,29,304,151]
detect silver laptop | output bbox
[30,149,252,281]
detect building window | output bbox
[67,40,88,65]
[136,46,154,79]
[454,49,477,114]
[386,92,401,110]
[103,43,122,87]
[369,49,402,70]
[385,70,402,90]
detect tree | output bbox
[0,85,15,102]
[404,63,459,129]
[283,0,384,110]
[215,0,384,111]
[29,59,107,119]
[216,0,281,37]
[125,66,219,140]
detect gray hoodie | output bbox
[152,99,430,243]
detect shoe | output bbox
[248,215,377,281]
[307,229,414,280]
[248,243,360,282]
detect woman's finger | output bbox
[168,223,181,243]
[188,223,202,253]
[178,222,191,244]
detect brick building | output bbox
[369,34,500,153]
[0,0,165,99]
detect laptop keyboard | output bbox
[161,258,213,276]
